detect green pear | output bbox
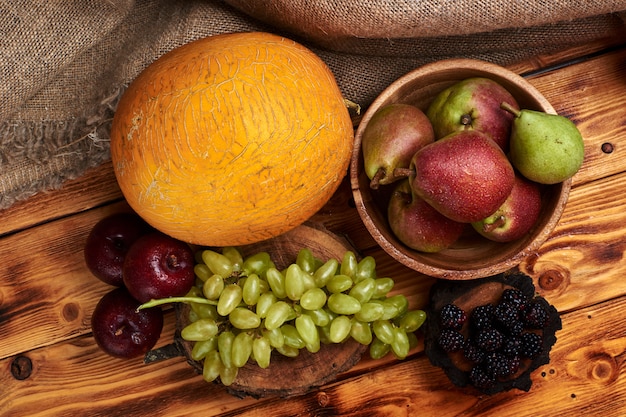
[502,103,584,184]
[362,103,434,189]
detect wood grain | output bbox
[0,38,625,417]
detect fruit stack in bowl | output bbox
[350,58,583,280]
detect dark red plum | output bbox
[122,232,195,303]
[91,287,164,358]
[84,212,152,286]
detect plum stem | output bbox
[500,102,521,117]
[137,296,218,310]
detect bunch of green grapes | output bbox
[140,247,426,386]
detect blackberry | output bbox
[520,332,543,358]
[501,288,528,312]
[469,365,495,390]
[523,301,550,329]
[439,304,467,330]
[501,336,522,358]
[476,327,504,352]
[438,329,465,352]
[508,355,522,375]
[493,301,521,333]
[484,352,513,378]
[470,304,494,330]
[507,320,525,337]
[463,339,485,364]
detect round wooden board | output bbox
[176,223,368,398]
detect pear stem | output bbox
[500,102,521,118]
[482,215,506,233]
[392,167,414,180]
[369,168,385,189]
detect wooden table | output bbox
[1,38,625,416]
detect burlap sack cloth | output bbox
[1,0,625,210]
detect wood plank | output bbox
[2,292,622,416]
[0,160,123,237]
[524,45,626,188]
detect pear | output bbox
[362,103,435,189]
[387,180,465,253]
[501,102,584,184]
[426,77,519,151]
[471,174,542,242]
[408,130,515,223]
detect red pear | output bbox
[426,77,519,151]
[471,175,542,242]
[362,103,435,189]
[409,130,515,223]
[388,180,465,253]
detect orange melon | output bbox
[110,32,354,246]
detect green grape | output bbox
[265,267,287,299]
[191,337,218,361]
[386,294,409,318]
[242,252,272,276]
[369,337,391,360]
[242,273,262,305]
[348,277,376,303]
[218,331,235,369]
[398,309,427,332]
[191,300,218,320]
[276,344,299,358]
[370,299,399,321]
[313,258,339,287]
[295,314,319,347]
[219,365,238,386]
[187,308,200,323]
[252,336,272,369]
[194,263,213,282]
[354,302,385,322]
[327,293,361,315]
[300,287,327,311]
[284,264,305,301]
[222,246,243,273]
[350,319,373,345]
[256,291,277,318]
[329,315,352,343]
[391,327,410,359]
[262,327,285,348]
[372,277,395,299]
[355,255,377,282]
[231,331,253,368]
[281,324,306,349]
[217,284,243,316]
[258,278,270,294]
[264,301,292,330]
[202,249,234,278]
[203,274,225,300]
[318,322,333,345]
[296,248,316,274]
[300,272,316,292]
[202,350,223,383]
[326,274,353,293]
[229,307,261,330]
[340,251,358,278]
[372,320,395,345]
[186,285,203,298]
[303,308,331,327]
[181,318,218,341]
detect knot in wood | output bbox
[538,269,565,291]
[11,355,33,380]
[316,391,330,407]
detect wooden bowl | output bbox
[176,223,367,398]
[350,58,571,280]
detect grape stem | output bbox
[137,296,218,310]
